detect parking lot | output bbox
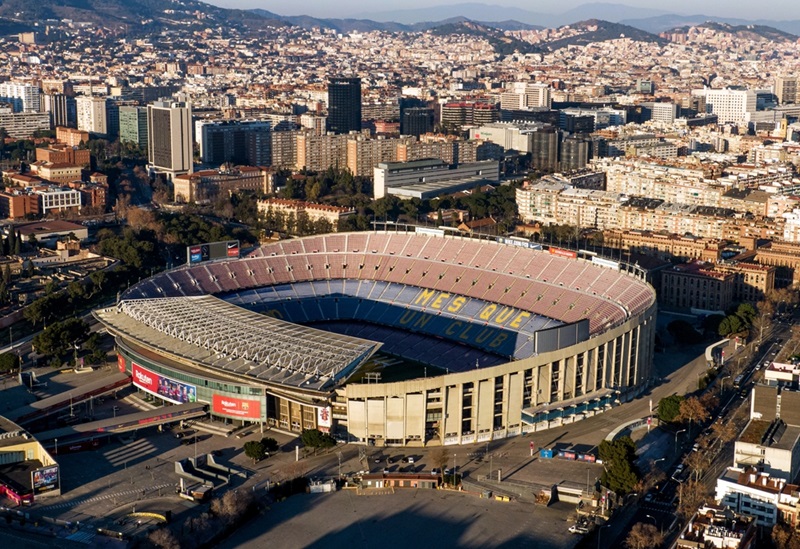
[219,489,579,549]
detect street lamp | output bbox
[675,429,687,454]
[646,514,662,536]
[597,523,612,549]
[720,375,731,395]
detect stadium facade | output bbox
[95,230,657,447]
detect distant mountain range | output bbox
[0,0,797,47]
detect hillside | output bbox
[429,20,540,55]
[0,0,285,33]
[663,21,798,42]
[249,8,541,34]
[541,19,668,50]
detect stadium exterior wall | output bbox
[339,303,656,446]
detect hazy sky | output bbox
[203,0,786,20]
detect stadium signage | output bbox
[31,465,59,495]
[412,289,531,328]
[212,395,261,419]
[187,240,240,265]
[132,363,197,405]
[317,406,332,432]
[549,247,578,259]
[117,354,127,373]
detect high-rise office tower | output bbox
[401,108,434,137]
[147,101,193,180]
[327,77,361,135]
[775,76,798,105]
[43,93,77,128]
[119,106,149,148]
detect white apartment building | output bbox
[469,122,542,153]
[515,181,569,223]
[715,468,784,526]
[691,88,768,125]
[0,82,41,113]
[499,82,551,110]
[76,96,108,136]
[36,187,82,214]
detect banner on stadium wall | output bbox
[132,363,197,405]
[591,256,620,270]
[317,406,332,432]
[31,465,59,495]
[549,247,577,259]
[117,354,127,373]
[212,395,261,419]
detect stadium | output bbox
[95,229,657,447]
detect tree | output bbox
[300,428,336,449]
[432,447,450,484]
[624,522,663,549]
[243,440,266,463]
[598,437,640,495]
[677,396,711,433]
[710,419,737,447]
[772,522,800,549]
[657,395,684,423]
[684,448,711,482]
[210,490,253,525]
[677,480,708,519]
[261,437,279,453]
[667,320,703,345]
[148,528,180,549]
[0,352,20,373]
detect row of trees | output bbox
[243,437,279,463]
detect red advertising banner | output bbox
[118,354,127,373]
[549,247,578,259]
[132,363,197,405]
[212,394,261,419]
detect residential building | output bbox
[676,504,756,549]
[75,96,108,136]
[173,166,274,203]
[56,127,89,147]
[0,112,50,138]
[775,76,798,105]
[660,262,735,312]
[35,144,90,167]
[257,198,355,230]
[0,82,41,113]
[690,88,767,125]
[196,119,272,167]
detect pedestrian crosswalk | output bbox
[103,439,157,467]
[66,529,96,544]
[39,483,174,511]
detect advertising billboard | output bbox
[132,363,197,405]
[31,465,59,495]
[317,406,332,432]
[212,395,261,419]
[117,354,127,374]
[186,240,240,265]
[549,247,578,259]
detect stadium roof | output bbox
[95,296,381,391]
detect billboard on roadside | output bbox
[132,363,197,405]
[31,465,59,495]
[186,240,240,265]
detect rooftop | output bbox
[94,296,382,391]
